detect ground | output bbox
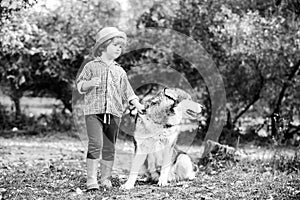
[0,133,299,200]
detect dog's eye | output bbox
[150,100,159,106]
[167,104,176,115]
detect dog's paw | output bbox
[157,178,169,187]
[120,182,134,190]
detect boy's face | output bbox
[104,37,126,60]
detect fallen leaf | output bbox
[0,188,6,193]
[76,187,83,195]
[205,185,215,190]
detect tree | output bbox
[0,0,122,118]
[209,2,300,137]
[129,0,300,144]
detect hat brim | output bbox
[92,31,127,57]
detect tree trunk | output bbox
[11,96,21,120]
[233,59,264,124]
[273,59,300,115]
[271,59,300,137]
[233,90,262,124]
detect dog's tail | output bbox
[174,145,199,173]
[173,145,186,164]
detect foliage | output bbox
[268,150,300,174]
[0,103,74,134]
[0,103,12,130]
[210,2,300,119]
[198,140,238,174]
[0,0,122,115]
[198,139,300,176]
[134,0,300,144]
[0,0,37,24]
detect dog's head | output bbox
[140,88,204,127]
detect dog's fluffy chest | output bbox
[134,117,180,153]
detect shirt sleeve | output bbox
[120,70,139,104]
[76,62,92,94]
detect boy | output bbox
[76,27,145,190]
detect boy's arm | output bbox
[78,77,101,94]
[120,72,145,113]
[76,62,93,94]
[77,81,87,94]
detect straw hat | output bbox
[92,27,127,57]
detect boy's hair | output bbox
[93,39,112,58]
[92,36,127,58]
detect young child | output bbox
[76,27,145,190]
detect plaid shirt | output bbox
[76,57,138,117]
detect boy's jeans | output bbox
[85,114,120,161]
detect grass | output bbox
[1,158,299,199]
[0,134,299,200]
[0,96,299,199]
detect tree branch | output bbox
[233,59,264,124]
[273,59,300,114]
[233,90,261,124]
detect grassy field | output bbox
[0,134,299,200]
[0,95,299,199]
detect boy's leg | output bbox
[101,115,121,188]
[86,159,100,190]
[85,115,104,190]
[100,159,114,188]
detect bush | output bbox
[268,149,300,174]
[0,103,74,136]
[198,140,238,174]
[0,103,11,131]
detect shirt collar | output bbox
[94,56,118,67]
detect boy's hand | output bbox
[135,103,146,115]
[79,77,101,93]
[89,77,101,87]
[130,99,146,115]
[131,99,146,114]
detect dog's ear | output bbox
[164,88,177,101]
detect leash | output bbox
[129,105,147,124]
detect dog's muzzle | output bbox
[179,99,204,120]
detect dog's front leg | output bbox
[121,153,147,190]
[158,147,173,186]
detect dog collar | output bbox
[163,124,174,128]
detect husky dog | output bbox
[121,88,203,189]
